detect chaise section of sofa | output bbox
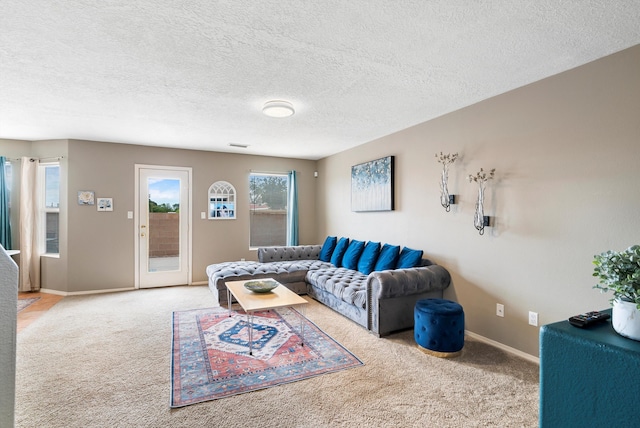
[206,245,331,304]
[305,258,451,336]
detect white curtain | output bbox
[19,157,41,292]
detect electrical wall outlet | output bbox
[496,303,505,317]
[529,311,539,326]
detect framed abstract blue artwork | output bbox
[351,156,394,212]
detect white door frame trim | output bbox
[134,164,193,289]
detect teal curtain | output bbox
[286,170,299,246]
[0,156,12,250]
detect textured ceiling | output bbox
[1,1,640,160]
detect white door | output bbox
[136,165,191,288]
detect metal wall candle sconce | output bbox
[468,168,495,235]
[435,152,458,212]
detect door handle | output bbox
[141,233,145,237]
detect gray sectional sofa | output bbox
[206,240,451,337]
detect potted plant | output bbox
[593,245,640,341]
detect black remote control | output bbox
[568,311,610,328]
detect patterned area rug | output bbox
[171,306,363,407]
[17,297,40,313]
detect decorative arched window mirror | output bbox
[208,181,236,219]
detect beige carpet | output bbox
[15,286,539,427]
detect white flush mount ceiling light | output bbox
[262,100,295,118]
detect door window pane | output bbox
[147,178,180,272]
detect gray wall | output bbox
[2,138,318,294]
[0,248,18,428]
[62,140,318,293]
[317,45,640,357]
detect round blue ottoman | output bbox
[414,298,465,357]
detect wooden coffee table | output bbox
[225,279,309,356]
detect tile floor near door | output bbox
[17,292,64,333]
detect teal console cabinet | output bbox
[539,309,640,428]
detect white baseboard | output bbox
[39,287,136,297]
[40,283,208,296]
[38,288,68,296]
[465,330,539,365]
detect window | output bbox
[42,163,60,254]
[1,160,12,250]
[249,173,288,247]
[3,161,12,200]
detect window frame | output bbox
[3,160,12,206]
[248,172,289,249]
[40,161,60,256]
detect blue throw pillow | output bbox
[396,247,424,269]
[357,241,381,275]
[342,240,365,270]
[330,237,350,267]
[319,236,337,262]
[374,244,400,271]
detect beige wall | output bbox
[0,138,31,157]
[2,138,318,294]
[62,139,317,293]
[317,45,640,357]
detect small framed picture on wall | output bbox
[97,197,113,212]
[78,191,95,205]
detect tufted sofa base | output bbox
[305,277,445,336]
[206,244,451,336]
[306,283,368,330]
[375,290,445,337]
